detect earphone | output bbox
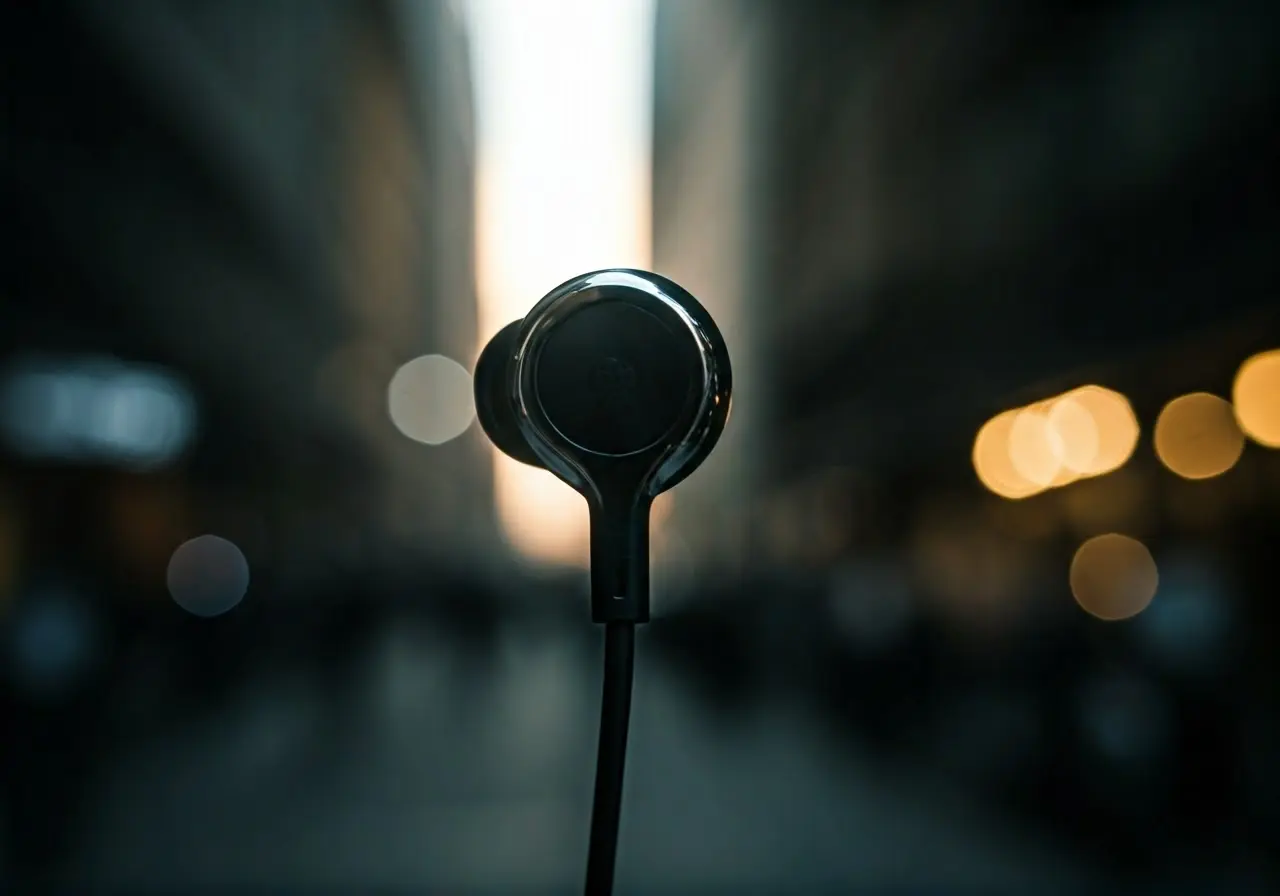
[474,268,732,894]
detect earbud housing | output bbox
[475,269,731,623]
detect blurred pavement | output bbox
[64,619,1099,893]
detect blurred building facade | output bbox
[1,1,489,883]
[652,0,1280,883]
[1,0,491,604]
[655,0,1280,529]
[651,0,779,587]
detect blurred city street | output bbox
[67,619,1096,893]
[2,0,1279,892]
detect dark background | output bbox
[2,0,1278,893]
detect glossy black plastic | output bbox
[474,320,544,467]
[473,269,732,623]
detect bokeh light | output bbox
[166,535,250,617]
[0,356,195,469]
[1066,386,1140,475]
[387,354,476,446]
[1153,392,1244,479]
[974,386,1138,500]
[973,410,1041,499]
[1008,405,1064,488]
[1069,533,1159,621]
[1047,395,1099,473]
[1232,348,1280,448]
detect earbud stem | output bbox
[589,495,651,624]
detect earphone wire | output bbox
[584,621,635,894]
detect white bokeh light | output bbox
[387,354,476,446]
[0,356,196,469]
[167,535,250,618]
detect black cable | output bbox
[584,621,635,895]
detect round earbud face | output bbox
[510,269,731,499]
[534,300,704,457]
[472,269,731,623]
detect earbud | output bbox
[474,269,731,623]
